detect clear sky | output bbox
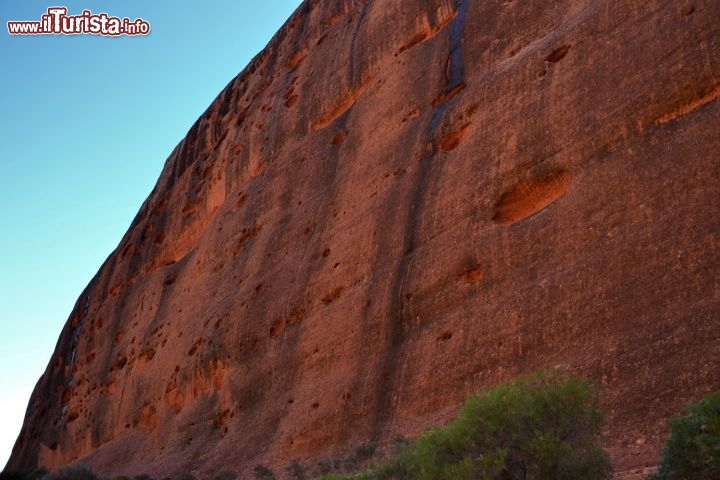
[0,0,302,469]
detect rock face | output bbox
[8,0,720,478]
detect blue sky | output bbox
[0,0,301,469]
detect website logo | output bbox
[7,7,150,36]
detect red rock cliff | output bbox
[8,0,720,478]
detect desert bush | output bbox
[354,443,377,461]
[390,435,411,456]
[318,370,611,480]
[0,468,47,480]
[252,464,275,480]
[42,466,98,480]
[335,442,378,474]
[285,460,306,480]
[316,458,342,475]
[341,451,359,473]
[650,390,720,480]
[211,470,237,480]
[171,475,196,480]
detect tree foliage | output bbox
[650,391,720,480]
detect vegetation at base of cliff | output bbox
[10,381,720,480]
[0,468,47,480]
[42,466,99,480]
[285,460,307,480]
[211,470,238,480]
[253,464,275,480]
[319,370,611,480]
[316,442,378,476]
[649,390,720,480]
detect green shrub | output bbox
[650,391,720,480]
[42,466,98,480]
[407,370,610,480]
[318,370,610,480]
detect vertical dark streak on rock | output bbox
[448,0,468,89]
[372,0,469,437]
[349,0,371,87]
